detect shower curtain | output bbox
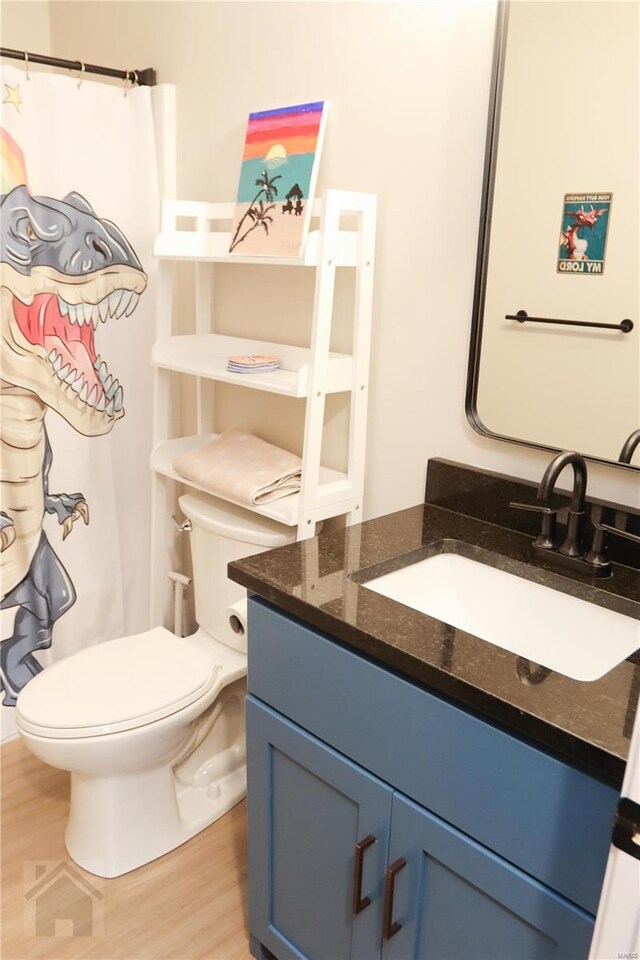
[1,64,161,738]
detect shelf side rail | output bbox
[298,189,377,537]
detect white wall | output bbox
[39,1,639,513]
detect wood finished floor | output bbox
[1,737,253,960]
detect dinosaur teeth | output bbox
[125,292,139,316]
[106,377,119,400]
[71,374,84,395]
[79,383,89,403]
[98,361,108,383]
[65,367,77,384]
[87,385,99,408]
[96,393,107,413]
[57,363,71,381]
[78,289,141,324]
[117,291,132,317]
[82,304,98,328]
[108,291,123,317]
[62,301,104,327]
[106,397,115,416]
[48,349,57,363]
[53,354,63,373]
[113,385,123,412]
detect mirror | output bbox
[467,1,639,469]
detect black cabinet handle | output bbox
[352,834,376,914]
[382,857,406,940]
[612,797,640,860]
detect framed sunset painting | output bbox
[229,101,329,258]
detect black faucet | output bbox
[510,451,588,558]
[510,451,595,574]
[536,451,588,557]
[511,450,640,578]
[619,428,640,465]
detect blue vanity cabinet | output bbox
[246,598,617,960]
[246,697,393,960]
[382,793,594,960]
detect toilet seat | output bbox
[16,627,220,739]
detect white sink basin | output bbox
[362,551,639,681]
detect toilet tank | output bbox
[179,493,296,654]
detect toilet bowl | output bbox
[16,493,295,878]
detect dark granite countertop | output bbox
[229,460,640,786]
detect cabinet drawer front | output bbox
[383,792,594,960]
[248,598,617,915]
[247,696,393,960]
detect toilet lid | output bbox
[16,628,219,738]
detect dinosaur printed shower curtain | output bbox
[1,65,160,737]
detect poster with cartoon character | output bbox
[558,193,612,274]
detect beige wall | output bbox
[10,0,639,513]
[1,1,51,56]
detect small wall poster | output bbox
[229,101,328,258]
[557,193,612,274]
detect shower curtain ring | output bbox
[76,61,85,89]
[24,50,31,81]
[124,70,132,97]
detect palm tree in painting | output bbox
[229,170,282,251]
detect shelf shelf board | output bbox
[153,197,360,266]
[152,335,352,397]
[150,434,349,526]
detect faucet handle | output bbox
[509,502,557,514]
[509,502,558,550]
[585,517,640,572]
[594,522,640,546]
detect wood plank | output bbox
[1,738,252,960]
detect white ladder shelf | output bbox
[149,188,376,626]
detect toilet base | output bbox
[63,666,248,879]
[65,761,247,878]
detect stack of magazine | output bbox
[227,354,280,375]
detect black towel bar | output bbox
[506,310,633,334]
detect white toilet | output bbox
[16,492,295,878]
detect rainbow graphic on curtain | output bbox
[1,127,28,192]
[229,101,328,257]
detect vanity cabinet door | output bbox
[382,792,595,960]
[246,696,392,960]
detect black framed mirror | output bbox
[467,1,639,470]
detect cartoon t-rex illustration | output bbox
[0,184,147,705]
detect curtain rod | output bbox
[0,47,156,86]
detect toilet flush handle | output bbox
[172,515,192,533]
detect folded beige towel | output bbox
[173,429,302,506]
